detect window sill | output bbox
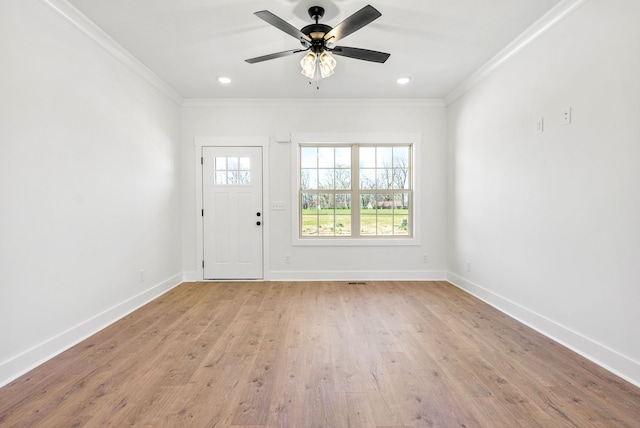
[292,237,420,247]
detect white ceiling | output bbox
[66,0,561,99]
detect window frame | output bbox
[291,133,421,247]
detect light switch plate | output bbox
[271,201,286,210]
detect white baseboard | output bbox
[269,270,447,282]
[447,272,640,388]
[183,270,447,282]
[0,273,183,388]
[181,270,200,282]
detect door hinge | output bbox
[202,209,204,216]
[202,260,204,268]
[201,157,203,165]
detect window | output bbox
[214,156,251,185]
[298,143,413,239]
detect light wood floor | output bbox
[1,281,639,427]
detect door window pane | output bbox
[227,157,238,170]
[214,156,251,185]
[239,157,251,170]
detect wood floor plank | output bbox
[345,392,376,428]
[264,348,304,428]
[232,311,287,426]
[1,281,639,427]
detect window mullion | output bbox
[352,144,360,238]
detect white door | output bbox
[202,146,263,279]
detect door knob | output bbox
[256,221,261,226]
[256,212,261,216]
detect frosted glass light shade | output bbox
[319,52,336,78]
[300,52,317,79]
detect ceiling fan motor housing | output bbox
[301,23,332,51]
[301,6,332,52]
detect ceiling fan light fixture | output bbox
[319,51,336,79]
[300,52,317,78]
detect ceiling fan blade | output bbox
[331,46,390,63]
[245,49,304,64]
[324,5,382,44]
[254,10,311,43]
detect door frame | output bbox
[194,136,270,281]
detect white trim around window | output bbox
[291,132,422,247]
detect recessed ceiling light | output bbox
[218,77,232,84]
[397,77,411,85]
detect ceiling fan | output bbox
[245,4,390,80]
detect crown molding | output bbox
[182,98,446,108]
[444,0,590,105]
[40,0,184,106]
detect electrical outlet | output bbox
[284,254,291,263]
[139,269,145,283]
[422,254,429,264]
[562,107,572,125]
[536,117,544,134]
[466,261,471,272]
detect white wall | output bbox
[181,101,448,281]
[0,0,182,386]
[447,0,640,385]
